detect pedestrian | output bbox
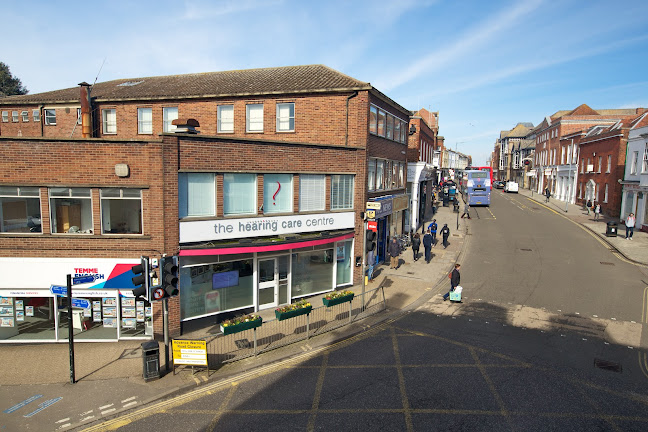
[594,203,601,221]
[443,263,461,301]
[461,202,471,219]
[411,233,421,261]
[388,237,401,269]
[586,199,592,215]
[366,249,375,283]
[441,223,450,249]
[429,219,438,246]
[544,187,550,203]
[625,213,636,240]
[422,229,433,263]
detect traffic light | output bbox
[161,256,179,297]
[366,229,376,253]
[131,256,150,301]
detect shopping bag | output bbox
[450,286,462,302]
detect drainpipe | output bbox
[38,105,44,137]
[345,91,358,146]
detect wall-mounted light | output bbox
[409,124,416,135]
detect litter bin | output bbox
[443,197,449,207]
[605,221,618,237]
[141,341,160,381]
[453,201,460,213]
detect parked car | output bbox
[504,181,519,193]
[493,181,505,189]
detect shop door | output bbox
[258,258,278,310]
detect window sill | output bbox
[276,130,295,133]
[245,131,264,134]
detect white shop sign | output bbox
[180,212,356,243]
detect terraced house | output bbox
[0,65,412,340]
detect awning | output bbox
[179,232,354,257]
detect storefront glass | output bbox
[336,240,353,286]
[58,295,118,340]
[0,296,56,341]
[292,248,333,297]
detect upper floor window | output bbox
[642,144,648,174]
[376,160,384,189]
[604,184,609,203]
[299,174,325,212]
[49,187,92,234]
[606,155,611,173]
[1,111,7,122]
[138,108,153,134]
[100,188,142,234]
[367,159,376,191]
[631,151,639,175]
[44,109,56,125]
[377,109,386,137]
[369,106,377,135]
[163,107,178,133]
[102,109,116,134]
[217,105,234,133]
[246,104,264,133]
[76,108,82,125]
[331,175,354,210]
[12,111,19,122]
[32,109,40,123]
[276,102,295,132]
[597,156,602,173]
[386,114,394,140]
[223,173,256,216]
[178,173,215,218]
[21,111,29,122]
[395,120,401,143]
[0,186,41,233]
[264,174,293,214]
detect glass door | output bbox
[258,258,278,310]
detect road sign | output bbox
[73,275,95,285]
[50,285,67,296]
[172,340,208,366]
[152,287,165,301]
[366,202,381,210]
[365,209,376,219]
[71,298,90,309]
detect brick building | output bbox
[0,65,412,341]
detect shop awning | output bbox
[179,232,355,256]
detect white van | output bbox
[505,181,519,193]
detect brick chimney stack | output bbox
[78,82,92,138]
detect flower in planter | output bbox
[221,314,260,327]
[324,290,354,300]
[275,299,312,314]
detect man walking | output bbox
[625,213,636,240]
[429,219,438,246]
[443,263,461,301]
[441,223,450,249]
[544,187,550,203]
[586,199,592,215]
[461,202,471,219]
[422,229,433,263]
[411,233,421,261]
[388,237,401,269]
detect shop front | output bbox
[178,212,356,324]
[0,258,151,343]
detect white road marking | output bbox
[80,410,94,416]
[57,424,71,430]
[121,397,136,403]
[81,415,95,421]
[56,418,70,424]
[101,408,116,415]
[123,401,138,408]
[98,404,113,410]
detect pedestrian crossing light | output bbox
[366,230,376,253]
[161,256,179,297]
[131,256,150,301]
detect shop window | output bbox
[44,109,56,125]
[331,174,354,210]
[223,173,256,216]
[336,240,353,286]
[137,107,153,134]
[0,296,56,341]
[179,259,254,321]
[276,102,295,132]
[369,106,377,135]
[163,107,178,132]
[218,105,234,133]
[264,174,293,214]
[32,109,40,122]
[49,187,92,234]
[299,174,325,212]
[246,103,264,133]
[100,188,142,234]
[102,109,116,134]
[179,173,215,218]
[292,249,334,297]
[0,186,41,233]
[58,296,120,341]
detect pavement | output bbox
[1,188,646,431]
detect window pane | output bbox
[101,189,143,234]
[377,110,385,137]
[264,174,293,214]
[246,104,264,132]
[50,189,92,234]
[369,106,377,135]
[138,108,153,134]
[394,120,401,142]
[292,250,333,296]
[276,103,295,132]
[163,107,178,132]
[386,115,394,140]
[1,196,41,233]
[367,159,376,191]
[103,109,116,134]
[44,109,56,125]
[100,189,121,198]
[223,173,256,215]
[336,240,353,286]
[299,174,325,211]
[32,109,40,122]
[376,160,384,190]
[179,173,215,218]
[331,175,353,210]
[218,105,234,133]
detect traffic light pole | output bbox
[67,274,75,384]
[164,297,170,372]
[361,218,367,311]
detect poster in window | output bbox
[337,245,346,262]
[93,300,101,311]
[15,300,24,310]
[102,297,116,307]
[1,317,15,327]
[212,270,239,290]
[83,308,91,318]
[0,297,12,306]
[16,310,24,321]
[25,306,34,317]
[122,318,136,328]
[136,301,145,322]
[102,306,117,318]
[122,307,136,318]
[103,317,117,328]
[145,306,152,317]
[93,311,102,322]
[121,298,135,307]
[0,306,14,317]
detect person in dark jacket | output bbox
[422,229,433,263]
[461,202,471,219]
[411,233,421,261]
[443,263,461,301]
[428,219,438,246]
[441,223,450,249]
[388,237,401,269]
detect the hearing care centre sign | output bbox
[180,212,355,243]
[172,340,207,366]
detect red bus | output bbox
[466,166,493,186]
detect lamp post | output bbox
[565,139,573,213]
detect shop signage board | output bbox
[73,275,95,285]
[50,285,67,296]
[367,220,377,231]
[366,202,381,210]
[172,340,208,366]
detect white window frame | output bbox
[76,108,82,125]
[44,109,56,125]
[597,156,602,173]
[246,103,264,133]
[631,151,639,175]
[1,111,7,122]
[606,155,611,173]
[48,187,92,234]
[643,144,648,174]
[12,111,19,122]
[0,186,41,234]
[163,107,178,133]
[178,173,216,218]
[299,174,325,212]
[276,102,295,132]
[604,184,608,203]
[100,188,143,235]
[32,109,40,122]
[21,111,29,122]
[217,105,234,133]
[223,173,257,216]
[331,174,354,210]
[137,107,153,134]
[102,109,116,134]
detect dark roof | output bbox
[0,65,372,104]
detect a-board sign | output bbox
[172,340,207,366]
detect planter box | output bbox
[322,293,354,307]
[275,306,312,321]
[220,318,262,336]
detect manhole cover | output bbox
[594,358,622,373]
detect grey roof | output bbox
[0,65,372,104]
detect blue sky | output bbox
[3,0,648,165]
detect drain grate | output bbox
[600,262,615,266]
[594,358,622,373]
[520,248,532,252]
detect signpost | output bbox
[72,275,95,285]
[50,285,67,296]
[71,298,90,309]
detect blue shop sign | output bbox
[374,199,393,218]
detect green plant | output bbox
[275,299,311,314]
[324,290,354,300]
[221,314,261,328]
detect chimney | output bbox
[172,118,200,134]
[78,82,92,138]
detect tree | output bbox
[0,62,28,97]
